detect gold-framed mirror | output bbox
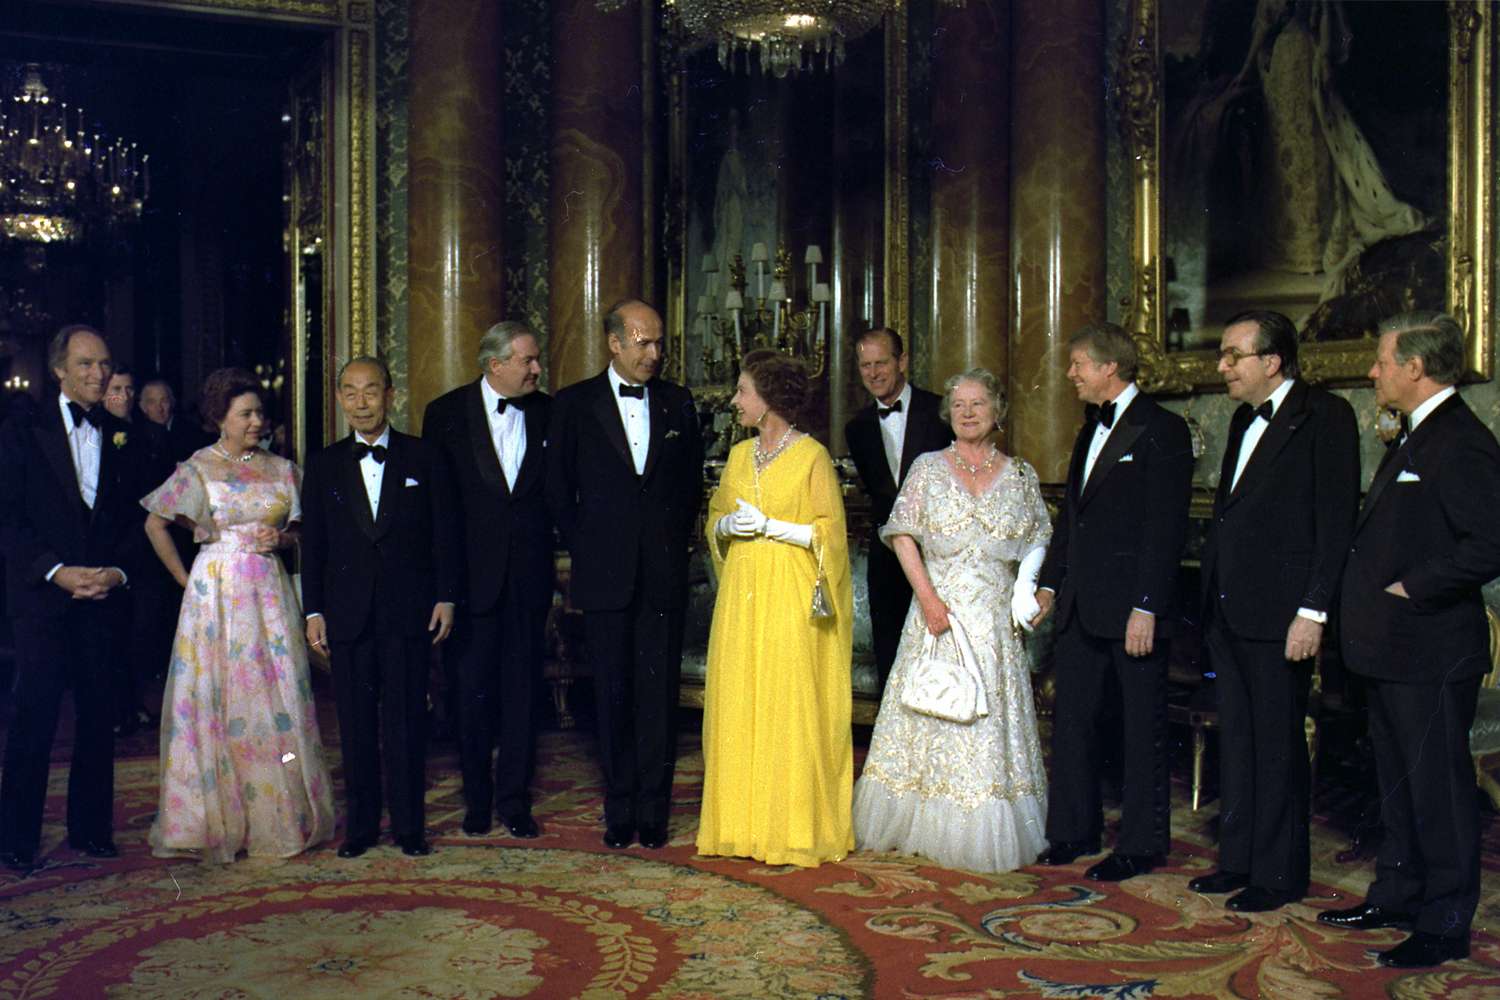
[1120,0,1492,393]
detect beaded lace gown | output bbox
[852,451,1051,872]
[697,435,855,868]
[143,447,335,862]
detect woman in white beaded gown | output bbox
[852,368,1052,873]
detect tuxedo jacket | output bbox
[1037,391,1194,639]
[1340,393,1500,684]
[1202,381,1360,640]
[545,371,703,613]
[422,381,554,616]
[844,386,954,527]
[0,398,145,619]
[300,429,460,642]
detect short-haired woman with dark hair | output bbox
[142,367,334,862]
[697,349,855,867]
[852,368,1052,872]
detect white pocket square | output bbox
[1118,453,1134,463]
[404,477,420,487]
[1396,470,1421,483]
[665,429,680,439]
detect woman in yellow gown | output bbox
[697,349,854,867]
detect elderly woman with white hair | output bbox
[852,367,1052,873]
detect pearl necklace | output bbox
[949,443,999,475]
[212,443,256,463]
[754,426,797,469]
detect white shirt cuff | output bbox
[1132,607,1155,617]
[1295,607,1328,624]
[45,563,63,582]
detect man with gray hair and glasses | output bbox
[1319,312,1500,968]
[422,321,553,841]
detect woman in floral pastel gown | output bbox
[697,350,854,868]
[852,369,1052,873]
[142,368,334,862]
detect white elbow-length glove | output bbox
[1010,546,1046,632]
[716,498,769,539]
[763,517,813,548]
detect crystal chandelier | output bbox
[0,64,149,245]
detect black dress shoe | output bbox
[1188,870,1250,894]
[638,824,669,849]
[1039,840,1100,866]
[1316,902,1414,931]
[68,838,118,859]
[1377,932,1469,968]
[337,838,373,859]
[0,849,35,872]
[397,836,433,857]
[1085,853,1158,882]
[1226,886,1300,912]
[502,813,540,839]
[461,813,491,836]
[603,824,634,849]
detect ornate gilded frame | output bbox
[54,0,377,458]
[1120,0,1493,393]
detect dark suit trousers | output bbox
[0,606,117,853]
[1206,619,1311,895]
[454,592,544,821]
[1365,676,1481,938]
[585,595,683,830]
[1047,623,1170,856]
[330,632,430,842]
[865,537,911,686]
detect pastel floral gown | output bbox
[143,447,335,862]
[852,452,1052,873]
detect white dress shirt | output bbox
[1229,377,1295,491]
[60,391,102,509]
[607,365,650,475]
[877,381,913,485]
[356,426,390,519]
[480,377,527,489]
[1082,381,1140,486]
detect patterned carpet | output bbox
[2,726,1499,998]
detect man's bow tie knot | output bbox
[1253,400,1275,423]
[352,442,387,463]
[618,383,646,400]
[878,399,903,419]
[66,401,103,429]
[1087,400,1117,429]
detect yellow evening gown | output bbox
[696,434,854,867]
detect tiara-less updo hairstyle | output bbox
[940,367,1007,426]
[741,349,810,425]
[200,367,263,427]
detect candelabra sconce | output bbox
[3,375,32,392]
[694,242,831,455]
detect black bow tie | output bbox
[495,397,512,414]
[878,400,903,419]
[1087,400,1117,429]
[618,383,646,400]
[352,441,387,464]
[67,401,103,429]
[1253,400,1275,423]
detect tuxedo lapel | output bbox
[852,406,897,495]
[1217,406,1250,509]
[341,437,378,538]
[641,382,669,482]
[1355,396,1461,531]
[464,380,508,497]
[1079,401,1148,509]
[591,374,636,474]
[33,404,87,521]
[1225,382,1309,508]
[510,398,548,496]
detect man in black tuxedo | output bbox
[546,299,703,850]
[1317,312,1500,968]
[302,357,459,858]
[423,322,553,839]
[139,378,211,464]
[0,324,144,872]
[1189,310,1358,912]
[844,328,953,686]
[1035,322,1193,881]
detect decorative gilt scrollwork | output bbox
[1125,0,1492,393]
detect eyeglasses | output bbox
[1216,348,1271,366]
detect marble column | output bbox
[406,0,504,427]
[1008,0,1106,482]
[548,0,644,390]
[929,0,1010,389]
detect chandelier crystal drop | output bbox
[0,64,149,246]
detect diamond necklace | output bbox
[754,426,797,469]
[949,443,999,475]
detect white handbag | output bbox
[900,614,988,724]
